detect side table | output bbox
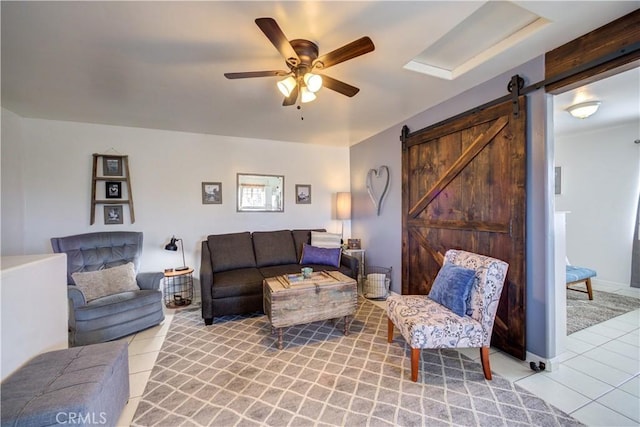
[343,248,365,294]
[163,268,193,308]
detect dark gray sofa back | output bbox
[208,232,257,273]
[253,230,297,267]
[51,231,142,285]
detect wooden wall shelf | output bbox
[90,153,135,225]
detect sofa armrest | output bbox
[200,241,214,324]
[137,272,164,290]
[67,285,86,308]
[341,253,359,279]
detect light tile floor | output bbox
[116,283,640,426]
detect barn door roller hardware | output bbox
[403,40,639,139]
[508,75,525,117]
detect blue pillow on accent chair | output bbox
[300,243,342,268]
[428,262,476,316]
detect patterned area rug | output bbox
[567,289,640,335]
[133,299,581,426]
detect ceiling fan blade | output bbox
[314,36,375,69]
[255,17,300,66]
[282,85,299,106]
[321,75,360,97]
[224,71,288,79]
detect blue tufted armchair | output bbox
[51,231,164,346]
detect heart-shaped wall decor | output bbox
[366,165,389,216]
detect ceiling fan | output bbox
[224,18,375,106]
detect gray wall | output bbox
[350,57,555,358]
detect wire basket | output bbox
[364,266,392,300]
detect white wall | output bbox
[555,122,640,286]
[1,109,26,255]
[1,254,68,380]
[1,111,351,276]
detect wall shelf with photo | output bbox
[90,153,135,224]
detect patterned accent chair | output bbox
[387,249,509,382]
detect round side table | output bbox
[163,268,194,308]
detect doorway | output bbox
[551,66,640,341]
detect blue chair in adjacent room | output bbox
[566,264,597,300]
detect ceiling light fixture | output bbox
[300,86,316,103]
[277,76,297,97]
[277,72,323,102]
[303,73,323,93]
[567,101,601,119]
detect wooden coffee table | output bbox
[263,270,357,349]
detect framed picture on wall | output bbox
[104,205,123,225]
[102,156,123,176]
[202,182,222,204]
[105,181,122,199]
[295,184,311,204]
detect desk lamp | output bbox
[165,236,188,271]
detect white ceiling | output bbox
[553,67,640,137]
[2,1,638,147]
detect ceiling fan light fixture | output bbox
[567,101,601,119]
[300,87,316,103]
[277,76,297,97]
[303,72,323,93]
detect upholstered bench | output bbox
[1,341,129,427]
[566,265,597,300]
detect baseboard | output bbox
[592,278,630,289]
[526,350,561,372]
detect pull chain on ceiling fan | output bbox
[224,17,375,106]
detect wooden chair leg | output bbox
[387,318,394,343]
[480,346,492,380]
[586,277,594,300]
[411,348,420,382]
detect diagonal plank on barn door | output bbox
[408,116,509,218]
[402,98,526,360]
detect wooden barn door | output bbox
[402,98,527,360]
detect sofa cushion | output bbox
[566,265,597,283]
[259,263,349,279]
[212,268,264,299]
[253,230,297,267]
[71,263,139,302]
[75,289,162,321]
[259,264,306,279]
[208,232,256,273]
[300,243,342,268]
[311,231,342,248]
[292,229,325,261]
